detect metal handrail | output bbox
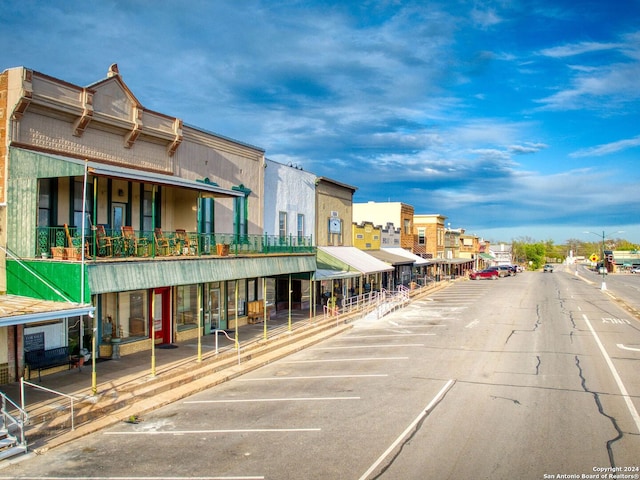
[1,391,28,449]
[21,377,77,431]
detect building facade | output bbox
[353,201,414,250]
[0,65,314,382]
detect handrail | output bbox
[1,391,28,449]
[35,226,315,260]
[21,377,77,431]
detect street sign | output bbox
[589,253,599,262]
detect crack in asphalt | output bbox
[575,355,623,468]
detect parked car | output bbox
[630,266,640,274]
[469,269,499,280]
[487,265,512,277]
[543,264,554,272]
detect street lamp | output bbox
[583,230,624,290]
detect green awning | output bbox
[87,255,316,294]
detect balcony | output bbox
[35,226,314,262]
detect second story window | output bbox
[279,211,287,238]
[404,218,411,235]
[418,228,426,245]
[297,214,304,240]
[38,178,56,227]
[73,177,93,230]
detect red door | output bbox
[151,287,171,344]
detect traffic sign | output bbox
[589,253,599,262]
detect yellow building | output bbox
[352,221,381,250]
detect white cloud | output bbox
[538,41,623,58]
[570,135,640,158]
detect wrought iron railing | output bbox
[35,227,314,261]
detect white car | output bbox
[631,267,640,274]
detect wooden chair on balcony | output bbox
[154,228,172,256]
[175,229,198,255]
[95,225,114,257]
[63,224,89,260]
[121,226,149,257]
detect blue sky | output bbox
[2,0,639,245]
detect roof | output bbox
[317,247,393,275]
[381,247,430,266]
[366,249,415,266]
[0,295,94,327]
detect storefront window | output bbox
[117,290,148,339]
[226,280,246,318]
[176,284,199,330]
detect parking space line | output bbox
[359,379,455,480]
[238,374,388,381]
[284,357,409,363]
[346,333,435,338]
[105,428,321,435]
[185,396,361,404]
[321,344,424,349]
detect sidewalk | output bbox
[2,307,354,453]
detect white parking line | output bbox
[283,357,409,363]
[238,374,388,381]
[105,428,321,435]
[359,379,456,480]
[617,343,640,352]
[185,396,360,404]
[321,344,424,349]
[583,314,640,434]
[346,333,435,338]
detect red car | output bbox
[469,268,499,280]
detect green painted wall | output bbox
[6,260,89,304]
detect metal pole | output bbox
[288,274,292,332]
[91,324,97,395]
[197,285,202,362]
[151,292,156,377]
[234,281,239,349]
[263,277,267,341]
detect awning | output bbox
[479,253,495,260]
[317,247,393,275]
[0,295,94,327]
[365,249,415,266]
[381,247,431,266]
[314,269,360,281]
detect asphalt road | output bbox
[2,267,639,480]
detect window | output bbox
[297,214,304,240]
[38,179,55,227]
[73,178,93,230]
[232,185,251,238]
[142,188,153,233]
[404,219,411,235]
[418,228,426,245]
[176,284,198,330]
[279,211,287,238]
[227,280,246,317]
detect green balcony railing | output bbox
[35,227,314,261]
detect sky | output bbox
[1,0,639,245]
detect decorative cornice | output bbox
[11,69,33,120]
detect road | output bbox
[2,267,639,479]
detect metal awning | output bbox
[313,269,360,281]
[365,249,415,266]
[0,295,94,327]
[381,247,431,266]
[317,247,394,275]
